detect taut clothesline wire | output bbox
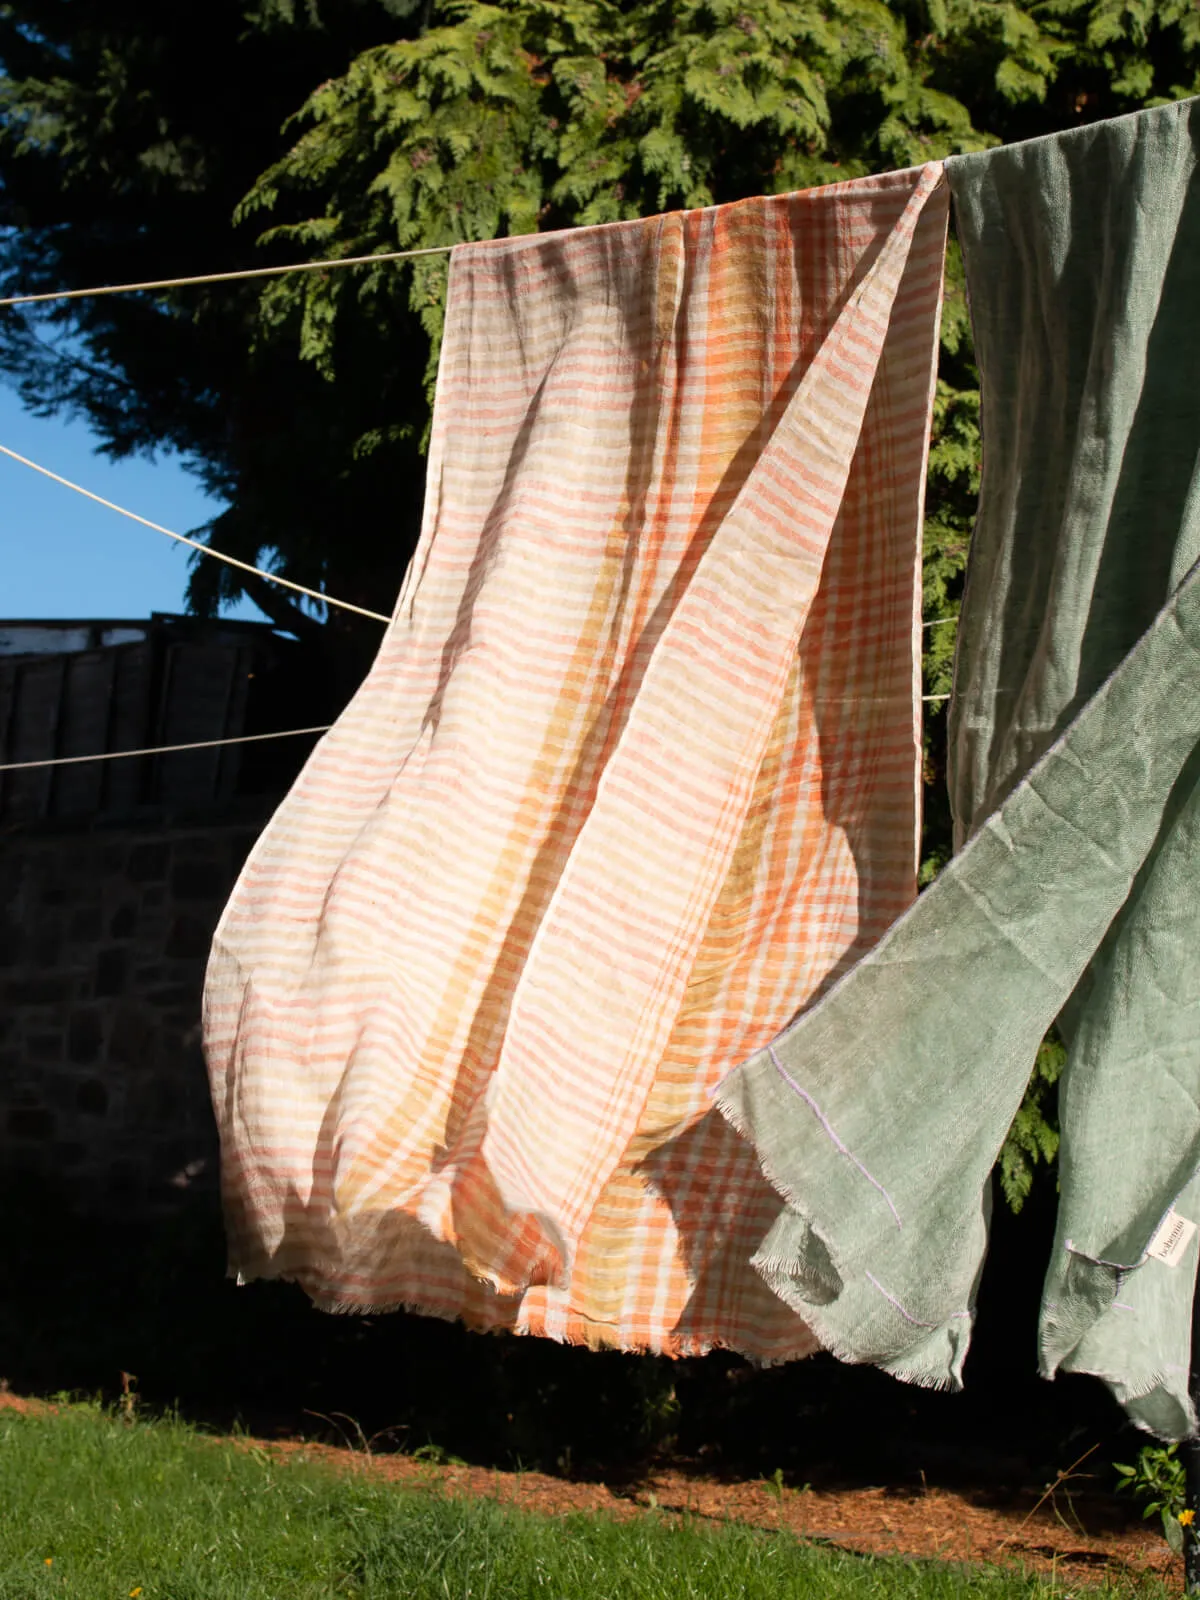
[0,244,456,310]
[0,444,392,625]
[0,441,958,642]
[0,672,950,776]
[0,239,958,748]
[0,245,964,639]
[3,698,951,773]
[0,693,951,779]
[0,725,333,773]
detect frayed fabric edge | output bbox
[754,1252,968,1393]
[715,1073,971,1390]
[1040,1199,1200,1439]
[1039,1268,1199,1441]
[222,1259,820,1363]
[1054,1356,1198,1442]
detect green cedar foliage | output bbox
[243,0,996,408]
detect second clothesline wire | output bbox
[0,244,954,772]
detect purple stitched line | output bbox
[865,1270,972,1328]
[767,1045,902,1229]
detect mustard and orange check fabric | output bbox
[204,162,948,1358]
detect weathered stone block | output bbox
[166,915,211,961]
[76,1078,109,1117]
[42,1071,85,1112]
[109,904,137,939]
[4,976,73,1006]
[32,922,63,966]
[10,1147,49,1179]
[174,837,219,864]
[8,1106,55,1140]
[108,1004,151,1067]
[171,861,221,901]
[148,985,198,1010]
[102,842,128,874]
[95,948,127,997]
[127,842,169,883]
[69,906,104,943]
[129,1075,183,1124]
[67,1008,104,1064]
[107,1158,145,1201]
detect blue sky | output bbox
[0,380,267,622]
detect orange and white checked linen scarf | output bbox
[204,162,948,1358]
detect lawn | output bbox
[0,1402,1173,1600]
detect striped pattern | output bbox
[204,163,948,1359]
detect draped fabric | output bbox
[717,98,1200,1433]
[204,164,948,1357]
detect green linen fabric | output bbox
[716,96,1200,1436]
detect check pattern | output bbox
[204,163,948,1358]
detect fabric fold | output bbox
[463,165,946,1291]
[716,95,1200,1432]
[717,557,1200,1394]
[204,163,948,1356]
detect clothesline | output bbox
[0,207,963,644]
[0,243,456,310]
[0,229,959,705]
[2,412,960,780]
[0,687,953,778]
[0,724,333,773]
[0,444,392,624]
[0,214,962,643]
[1,440,960,641]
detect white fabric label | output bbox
[1147,1210,1198,1268]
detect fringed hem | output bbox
[1056,1358,1198,1442]
[716,1074,972,1392]
[753,1253,968,1393]
[224,1259,820,1365]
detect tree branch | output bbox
[238,567,327,643]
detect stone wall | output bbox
[0,811,268,1210]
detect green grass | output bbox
[0,1402,1171,1600]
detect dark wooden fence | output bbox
[0,620,309,823]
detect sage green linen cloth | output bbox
[716,96,1200,1436]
